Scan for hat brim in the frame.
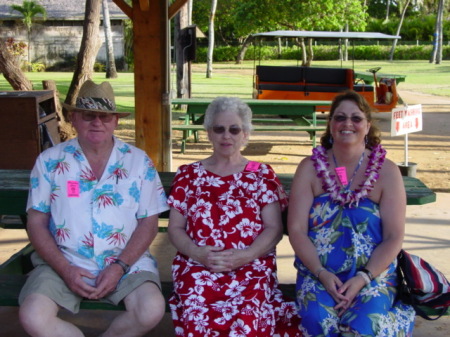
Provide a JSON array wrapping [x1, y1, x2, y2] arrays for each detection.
[[62, 102, 130, 118]]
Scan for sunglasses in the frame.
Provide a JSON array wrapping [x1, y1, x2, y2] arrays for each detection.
[[78, 111, 116, 122], [211, 125, 242, 135], [332, 115, 366, 123]]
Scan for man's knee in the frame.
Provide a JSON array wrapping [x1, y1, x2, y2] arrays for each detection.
[[125, 282, 165, 329], [19, 293, 58, 333]]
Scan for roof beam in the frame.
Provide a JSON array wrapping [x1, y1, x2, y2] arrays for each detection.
[[168, 0, 189, 19], [112, 0, 133, 18]]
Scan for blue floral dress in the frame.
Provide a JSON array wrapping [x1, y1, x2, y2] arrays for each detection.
[[294, 146, 416, 336]]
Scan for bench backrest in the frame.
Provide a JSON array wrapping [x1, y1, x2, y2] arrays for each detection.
[[256, 65, 354, 87], [304, 67, 352, 86], [256, 65, 303, 83]]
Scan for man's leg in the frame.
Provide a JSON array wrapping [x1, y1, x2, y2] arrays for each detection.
[[19, 293, 84, 337], [103, 282, 165, 337]]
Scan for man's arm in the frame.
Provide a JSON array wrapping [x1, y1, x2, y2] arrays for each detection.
[[27, 208, 99, 298], [92, 214, 159, 299]]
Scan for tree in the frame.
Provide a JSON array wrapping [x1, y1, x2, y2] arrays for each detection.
[[206, 0, 218, 78], [175, 3, 190, 98], [10, 0, 46, 71], [233, 0, 367, 65], [0, 38, 33, 90], [389, 0, 411, 61], [430, 0, 445, 64], [102, 0, 118, 78], [64, 0, 102, 112]]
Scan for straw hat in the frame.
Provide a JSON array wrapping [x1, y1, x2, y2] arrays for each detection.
[[62, 80, 130, 118]]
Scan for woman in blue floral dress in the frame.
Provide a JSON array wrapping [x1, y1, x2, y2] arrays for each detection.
[[287, 91, 415, 336]]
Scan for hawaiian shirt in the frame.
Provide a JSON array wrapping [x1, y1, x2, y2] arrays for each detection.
[[27, 137, 169, 276]]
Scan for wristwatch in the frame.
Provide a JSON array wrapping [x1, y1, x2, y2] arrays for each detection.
[[113, 259, 130, 274]]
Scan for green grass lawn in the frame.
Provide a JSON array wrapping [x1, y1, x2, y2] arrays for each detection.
[[1, 60, 449, 115]]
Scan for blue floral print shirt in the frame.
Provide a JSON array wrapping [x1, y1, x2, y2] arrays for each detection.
[[27, 137, 169, 276]]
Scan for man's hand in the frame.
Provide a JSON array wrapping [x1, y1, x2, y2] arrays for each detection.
[[88, 263, 124, 299], [60, 265, 98, 299]]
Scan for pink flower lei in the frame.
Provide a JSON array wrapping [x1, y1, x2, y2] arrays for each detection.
[[311, 144, 386, 207]]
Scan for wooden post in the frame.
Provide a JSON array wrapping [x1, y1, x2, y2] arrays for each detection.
[[132, 0, 171, 171]]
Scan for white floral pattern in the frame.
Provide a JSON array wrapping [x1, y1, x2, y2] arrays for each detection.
[[294, 147, 415, 336], [167, 161, 301, 337]]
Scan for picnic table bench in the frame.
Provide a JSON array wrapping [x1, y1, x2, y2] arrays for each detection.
[[0, 169, 439, 315], [171, 98, 330, 153]]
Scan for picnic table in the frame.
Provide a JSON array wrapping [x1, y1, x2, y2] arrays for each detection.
[[171, 98, 331, 152], [354, 71, 406, 85]]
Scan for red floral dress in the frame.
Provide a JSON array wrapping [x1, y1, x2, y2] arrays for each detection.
[[167, 161, 301, 337]]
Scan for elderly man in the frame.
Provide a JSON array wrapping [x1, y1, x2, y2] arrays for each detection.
[[18, 80, 169, 337]]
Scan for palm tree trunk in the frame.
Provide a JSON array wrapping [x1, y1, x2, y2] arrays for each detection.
[[206, 0, 217, 78], [102, 0, 117, 78], [65, 0, 102, 108], [389, 0, 410, 61]]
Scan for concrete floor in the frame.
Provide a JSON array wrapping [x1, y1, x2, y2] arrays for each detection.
[[1, 193, 450, 336]]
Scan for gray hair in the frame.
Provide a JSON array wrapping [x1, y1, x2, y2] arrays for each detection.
[[203, 97, 253, 132]]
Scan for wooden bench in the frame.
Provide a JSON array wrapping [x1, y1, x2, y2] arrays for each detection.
[[0, 169, 439, 315], [172, 123, 327, 153]]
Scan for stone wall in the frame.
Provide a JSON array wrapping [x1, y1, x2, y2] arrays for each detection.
[[2, 20, 125, 69]]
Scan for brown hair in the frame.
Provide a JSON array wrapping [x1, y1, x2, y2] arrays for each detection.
[[320, 90, 381, 149]]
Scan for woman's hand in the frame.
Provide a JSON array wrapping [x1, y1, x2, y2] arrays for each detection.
[[333, 274, 367, 316], [318, 270, 351, 315], [194, 246, 250, 273]]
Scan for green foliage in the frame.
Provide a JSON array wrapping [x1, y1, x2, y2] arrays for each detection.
[[29, 62, 45, 72], [5, 38, 27, 57], [94, 62, 106, 72], [10, 0, 47, 32], [193, 0, 368, 42], [195, 44, 450, 62], [366, 15, 448, 42], [123, 19, 134, 70]]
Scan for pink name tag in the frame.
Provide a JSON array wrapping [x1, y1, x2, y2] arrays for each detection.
[[67, 181, 80, 197], [334, 167, 348, 186], [245, 161, 260, 172]]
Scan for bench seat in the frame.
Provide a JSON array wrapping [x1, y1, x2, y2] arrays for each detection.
[[1, 243, 448, 318], [0, 243, 295, 313]]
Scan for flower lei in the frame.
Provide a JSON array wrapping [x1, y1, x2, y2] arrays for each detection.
[[311, 144, 386, 207]]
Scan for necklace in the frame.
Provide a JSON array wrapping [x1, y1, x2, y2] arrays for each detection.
[[332, 151, 365, 189], [311, 145, 386, 207]]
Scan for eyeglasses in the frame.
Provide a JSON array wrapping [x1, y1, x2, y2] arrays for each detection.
[[78, 111, 116, 123], [211, 125, 242, 135], [332, 115, 366, 123]]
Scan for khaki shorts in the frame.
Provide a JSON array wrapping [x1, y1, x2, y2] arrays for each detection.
[[19, 252, 161, 314]]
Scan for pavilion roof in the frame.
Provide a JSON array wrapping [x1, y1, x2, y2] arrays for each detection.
[[0, 0, 126, 20]]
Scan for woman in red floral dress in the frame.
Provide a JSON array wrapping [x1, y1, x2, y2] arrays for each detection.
[[167, 97, 301, 337]]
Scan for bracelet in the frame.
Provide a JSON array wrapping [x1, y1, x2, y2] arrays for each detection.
[[357, 271, 371, 285], [361, 268, 374, 281], [315, 267, 326, 278]]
